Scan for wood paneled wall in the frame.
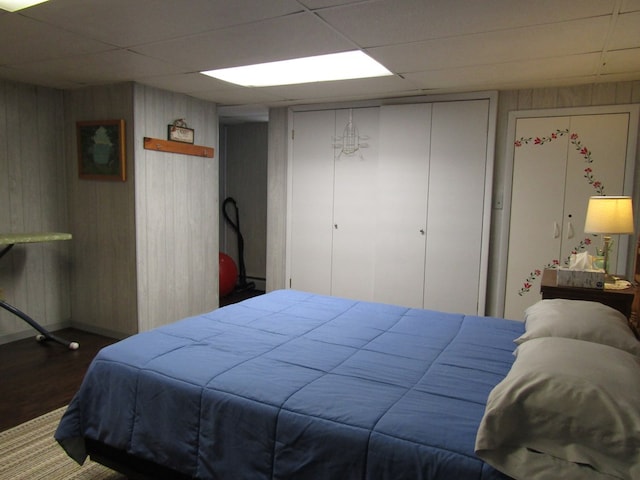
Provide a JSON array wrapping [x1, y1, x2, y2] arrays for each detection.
[[0, 81, 70, 344], [2, 80, 218, 343], [266, 107, 289, 292], [67, 84, 218, 336], [64, 83, 137, 337], [133, 84, 218, 332]]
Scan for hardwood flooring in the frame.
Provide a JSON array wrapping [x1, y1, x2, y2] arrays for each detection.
[[0, 289, 264, 432], [0, 328, 117, 432], [220, 287, 264, 306]]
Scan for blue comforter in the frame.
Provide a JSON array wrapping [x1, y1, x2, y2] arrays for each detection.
[[56, 290, 521, 479]]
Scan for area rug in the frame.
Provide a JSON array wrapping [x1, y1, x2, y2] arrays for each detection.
[[0, 406, 125, 480]]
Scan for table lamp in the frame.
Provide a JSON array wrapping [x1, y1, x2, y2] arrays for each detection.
[[584, 196, 635, 282]]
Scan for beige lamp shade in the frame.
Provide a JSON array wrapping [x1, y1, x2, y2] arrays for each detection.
[[584, 196, 635, 234]]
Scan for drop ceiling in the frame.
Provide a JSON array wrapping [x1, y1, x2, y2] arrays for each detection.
[[1, 0, 639, 122]]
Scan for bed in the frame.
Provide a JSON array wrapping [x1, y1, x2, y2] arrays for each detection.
[[55, 289, 640, 479]]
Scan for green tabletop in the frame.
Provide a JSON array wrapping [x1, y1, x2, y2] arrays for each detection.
[[0, 232, 72, 245]]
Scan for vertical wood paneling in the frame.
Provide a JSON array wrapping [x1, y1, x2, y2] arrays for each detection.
[[134, 84, 218, 332], [531, 88, 558, 108], [593, 83, 618, 104], [65, 83, 137, 337], [0, 81, 69, 343], [266, 108, 288, 292]]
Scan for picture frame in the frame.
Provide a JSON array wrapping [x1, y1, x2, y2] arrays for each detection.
[[167, 124, 194, 144], [77, 119, 126, 181]]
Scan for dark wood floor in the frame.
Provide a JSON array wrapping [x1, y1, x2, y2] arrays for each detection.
[[0, 327, 117, 432], [0, 289, 264, 432], [220, 287, 264, 306]]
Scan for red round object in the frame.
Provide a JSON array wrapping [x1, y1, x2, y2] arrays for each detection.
[[219, 252, 238, 297]]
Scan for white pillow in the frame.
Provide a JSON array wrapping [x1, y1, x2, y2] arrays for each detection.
[[515, 299, 640, 356], [476, 337, 640, 480]]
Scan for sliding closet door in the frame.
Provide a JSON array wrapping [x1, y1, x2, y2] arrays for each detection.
[[288, 98, 495, 313], [374, 103, 431, 307], [331, 107, 379, 301], [289, 109, 336, 294], [424, 100, 490, 314]]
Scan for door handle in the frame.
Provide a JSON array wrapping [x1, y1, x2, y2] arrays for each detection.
[[553, 222, 560, 239], [566, 221, 574, 239]]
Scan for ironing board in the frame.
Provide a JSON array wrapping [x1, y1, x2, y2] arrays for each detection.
[[0, 232, 78, 350]]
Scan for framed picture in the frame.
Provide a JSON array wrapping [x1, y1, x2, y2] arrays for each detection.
[[168, 124, 194, 144], [77, 119, 126, 181]]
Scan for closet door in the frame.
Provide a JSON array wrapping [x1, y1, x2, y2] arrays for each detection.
[[331, 107, 379, 300], [374, 103, 431, 307], [564, 114, 629, 265], [424, 100, 490, 314], [289, 109, 336, 294], [504, 116, 569, 320], [504, 112, 632, 320]]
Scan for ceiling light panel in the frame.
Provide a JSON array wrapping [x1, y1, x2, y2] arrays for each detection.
[[201, 51, 392, 87], [0, 0, 48, 12]]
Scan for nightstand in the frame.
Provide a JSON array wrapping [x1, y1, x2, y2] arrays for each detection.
[[540, 269, 635, 319]]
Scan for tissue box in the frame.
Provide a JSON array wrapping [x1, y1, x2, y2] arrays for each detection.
[[556, 268, 604, 289]]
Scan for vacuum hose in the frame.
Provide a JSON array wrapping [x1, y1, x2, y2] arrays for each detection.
[[222, 197, 255, 291]]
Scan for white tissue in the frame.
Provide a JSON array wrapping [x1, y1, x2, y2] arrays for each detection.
[[568, 251, 595, 270]]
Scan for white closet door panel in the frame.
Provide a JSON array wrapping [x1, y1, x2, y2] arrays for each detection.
[[563, 113, 629, 270], [504, 116, 569, 319], [290, 109, 336, 294], [331, 107, 379, 301], [374, 103, 431, 307], [424, 100, 489, 314]]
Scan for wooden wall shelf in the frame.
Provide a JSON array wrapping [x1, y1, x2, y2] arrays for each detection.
[[143, 137, 214, 158]]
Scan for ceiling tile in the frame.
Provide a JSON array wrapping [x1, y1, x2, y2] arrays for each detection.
[[22, 0, 305, 47], [602, 48, 640, 74], [132, 12, 352, 71], [608, 11, 640, 49], [184, 86, 289, 105], [402, 53, 602, 90], [317, 0, 616, 47], [298, 0, 363, 8], [621, 0, 640, 13], [369, 17, 610, 73], [11, 50, 182, 85], [0, 14, 111, 65], [0, 65, 81, 89], [136, 73, 225, 94], [261, 75, 424, 103]]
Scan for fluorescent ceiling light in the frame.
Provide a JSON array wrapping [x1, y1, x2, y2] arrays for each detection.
[[201, 51, 392, 87], [0, 0, 48, 11]]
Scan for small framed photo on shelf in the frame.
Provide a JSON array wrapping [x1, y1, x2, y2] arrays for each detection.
[[77, 119, 126, 181], [167, 124, 194, 144]]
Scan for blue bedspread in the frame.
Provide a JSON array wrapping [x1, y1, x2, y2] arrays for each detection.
[[56, 290, 521, 479]]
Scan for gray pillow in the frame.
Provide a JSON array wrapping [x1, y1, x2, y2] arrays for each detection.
[[515, 299, 640, 356], [476, 336, 640, 480]]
